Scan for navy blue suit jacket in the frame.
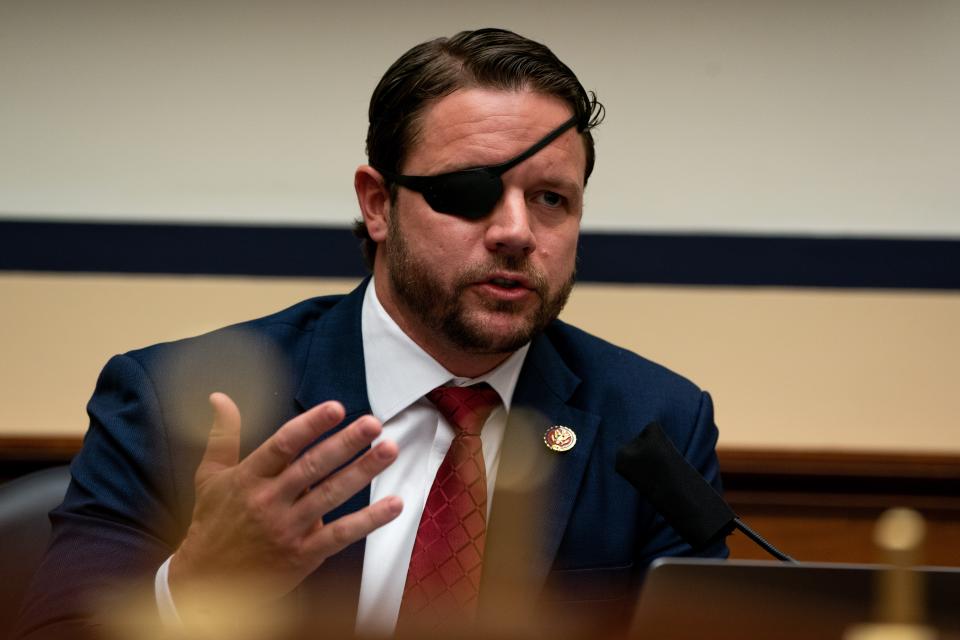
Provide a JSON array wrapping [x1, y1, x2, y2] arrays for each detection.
[[17, 280, 726, 637]]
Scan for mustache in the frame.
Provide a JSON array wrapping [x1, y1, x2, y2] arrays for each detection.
[[455, 255, 549, 295]]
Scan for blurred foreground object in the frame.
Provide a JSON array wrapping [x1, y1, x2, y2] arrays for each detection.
[[844, 508, 938, 640]]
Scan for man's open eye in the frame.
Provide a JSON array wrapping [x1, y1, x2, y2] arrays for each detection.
[[537, 191, 566, 208]]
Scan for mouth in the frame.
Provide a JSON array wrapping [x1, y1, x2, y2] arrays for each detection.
[[487, 276, 523, 290], [471, 272, 537, 303], [481, 273, 533, 290]]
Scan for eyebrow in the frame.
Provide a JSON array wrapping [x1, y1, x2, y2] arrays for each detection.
[[537, 176, 583, 195]]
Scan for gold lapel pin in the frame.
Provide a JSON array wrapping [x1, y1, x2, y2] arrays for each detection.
[[543, 425, 577, 452]]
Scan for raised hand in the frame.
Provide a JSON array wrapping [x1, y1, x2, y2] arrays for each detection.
[[168, 392, 401, 608]]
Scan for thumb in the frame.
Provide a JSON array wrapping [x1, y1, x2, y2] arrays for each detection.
[[196, 392, 242, 484]]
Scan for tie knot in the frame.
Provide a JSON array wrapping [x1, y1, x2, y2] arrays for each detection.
[[426, 383, 501, 437]]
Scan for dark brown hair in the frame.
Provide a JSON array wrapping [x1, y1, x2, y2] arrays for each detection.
[[354, 27, 604, 269]]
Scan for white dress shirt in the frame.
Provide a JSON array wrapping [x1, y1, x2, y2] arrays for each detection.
[[157, 279, 530, 636], [355, 279, 528, 635]]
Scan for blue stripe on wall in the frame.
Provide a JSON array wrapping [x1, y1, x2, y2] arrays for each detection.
[[577, 232, 960, 289], [1, 221, 367, 278], [2, 220, 958, 290]]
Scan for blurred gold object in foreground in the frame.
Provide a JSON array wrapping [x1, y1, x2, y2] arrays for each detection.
[[844, 508, 938, 640], [103, 579, 303, 640]]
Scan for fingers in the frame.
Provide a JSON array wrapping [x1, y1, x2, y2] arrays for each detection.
[[243, 401, 347, 478], [306, 495, 403, 560], [290, 437, 399, 524], [196, 392, 243, 484], [274, 414, 384, 501]]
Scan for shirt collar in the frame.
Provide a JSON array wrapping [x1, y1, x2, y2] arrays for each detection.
[[361, 277, 530, 423]]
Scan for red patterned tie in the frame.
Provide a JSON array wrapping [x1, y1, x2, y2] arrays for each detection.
[[398, 382, 502, 629]]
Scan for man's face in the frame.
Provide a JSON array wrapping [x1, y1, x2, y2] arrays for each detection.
[[375, 88, 586, 366]]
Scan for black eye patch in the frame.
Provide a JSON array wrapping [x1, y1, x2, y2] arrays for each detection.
[[378, 114, 579, 220]]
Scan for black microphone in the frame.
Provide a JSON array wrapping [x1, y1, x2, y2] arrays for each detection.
[[616, 421, 794, 562]]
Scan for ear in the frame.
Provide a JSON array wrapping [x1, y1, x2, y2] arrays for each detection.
[[354, 165, 390, 242]]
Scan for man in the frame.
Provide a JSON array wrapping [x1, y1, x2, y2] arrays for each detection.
[[17, 28, 726, 638]]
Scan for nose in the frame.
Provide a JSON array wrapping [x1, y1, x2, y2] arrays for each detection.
[[483, 188, 536, 257]]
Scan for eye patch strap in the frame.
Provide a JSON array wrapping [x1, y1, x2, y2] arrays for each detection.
[[475, 113, 579, 178], [380, 114, 579, 187]]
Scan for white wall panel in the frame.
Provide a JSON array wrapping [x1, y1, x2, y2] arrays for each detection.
[[1, 0, 958, 236]]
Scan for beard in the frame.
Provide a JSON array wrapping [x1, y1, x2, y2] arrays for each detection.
[[384, 213, 575, 355]]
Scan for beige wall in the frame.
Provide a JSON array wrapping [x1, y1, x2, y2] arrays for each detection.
[[3, 273, 958, 453]]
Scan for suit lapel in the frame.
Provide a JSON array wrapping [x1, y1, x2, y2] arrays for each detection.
[[486, 328, 602, 590], [294, 279, 372, 621], [296, 279, 371, 419]]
